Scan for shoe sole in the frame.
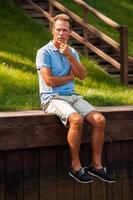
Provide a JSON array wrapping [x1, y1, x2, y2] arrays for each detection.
[[88, 171, 116, 183], [68, 172, 94, 184]]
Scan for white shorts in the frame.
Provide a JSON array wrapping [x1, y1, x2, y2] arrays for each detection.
[[42, 95, 96, 126]]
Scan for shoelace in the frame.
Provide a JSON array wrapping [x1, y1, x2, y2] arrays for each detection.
[[80, 168, 85, 175], [102, 167, 107, 173]]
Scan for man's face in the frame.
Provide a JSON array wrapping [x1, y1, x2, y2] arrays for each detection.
[[52, 20, 71, 45]]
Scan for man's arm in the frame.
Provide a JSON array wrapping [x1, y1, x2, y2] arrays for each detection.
[[40, 67, 74, 87], [59, 43, 87, 80], [67, 54, 87, 80]]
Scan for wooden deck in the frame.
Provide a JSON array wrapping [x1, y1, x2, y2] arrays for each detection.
[[0, 106, 133, 200]]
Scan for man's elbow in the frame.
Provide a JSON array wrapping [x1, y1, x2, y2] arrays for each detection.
[[79, 72, 87, 80], [45, 79, 54, 87]]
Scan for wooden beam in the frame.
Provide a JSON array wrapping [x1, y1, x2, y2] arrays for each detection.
[[27, 0, 52, 22], [73, 0, 120, 29], [71, 31, 120, 69], [49, 0, 120, 50], [0, 107, 133, 150], [119, 26, 128, 84]]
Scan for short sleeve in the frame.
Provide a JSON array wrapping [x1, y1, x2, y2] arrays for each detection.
[[71, 48, 80, 62], [36, 49, 51, 70]]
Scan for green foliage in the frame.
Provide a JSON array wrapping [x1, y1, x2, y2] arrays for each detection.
[[75, 58, 133, 106], [0, 0, 51, 110]]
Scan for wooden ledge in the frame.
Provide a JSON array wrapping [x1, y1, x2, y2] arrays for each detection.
[[0, 105, 133, 117], [0, 106, 133, 150]]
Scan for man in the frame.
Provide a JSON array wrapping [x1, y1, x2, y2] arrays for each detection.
[[36, 14, 115, 184]]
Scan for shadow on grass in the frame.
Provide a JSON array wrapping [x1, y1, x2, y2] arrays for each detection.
[[84, 94, 126, 106], [0, 55, 36, 74], [0, 69, 40, 111]]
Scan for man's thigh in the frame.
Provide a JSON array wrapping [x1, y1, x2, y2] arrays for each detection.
[[44, 99, 77, 126], [73, 96, 96, 117]]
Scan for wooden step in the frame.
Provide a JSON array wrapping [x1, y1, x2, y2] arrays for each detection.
[[102, 64, 133, 74], [113, 74, 133, 83], [90, 54, 120, 64], [35, 2, 49, 10], [25, 10, 44, 18], [22, 3, 48, 10], [70, 36, 100, 46]]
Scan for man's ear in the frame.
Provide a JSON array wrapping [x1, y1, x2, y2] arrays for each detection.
[[51, 28, 54, 35]]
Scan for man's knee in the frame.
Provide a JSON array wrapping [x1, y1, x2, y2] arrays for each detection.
[[94, 113, 105, 128], [69, 113, 84, 126], [86, 111, 105, 128]]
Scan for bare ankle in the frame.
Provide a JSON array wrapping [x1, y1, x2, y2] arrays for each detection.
[[90, 162, 103, 170], [71, 162, 82, 171]]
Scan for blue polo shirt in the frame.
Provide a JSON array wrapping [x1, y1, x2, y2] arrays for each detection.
[[36, 41, 80, 105]]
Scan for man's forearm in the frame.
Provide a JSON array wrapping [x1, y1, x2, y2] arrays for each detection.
[[42, 73, 74, 87], [59, 42, 87, 80], [67, 54, 87, 80]]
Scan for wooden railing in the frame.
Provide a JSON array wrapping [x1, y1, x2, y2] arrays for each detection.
[[72, 0, 128, 84], [18, 0, 128, 84]]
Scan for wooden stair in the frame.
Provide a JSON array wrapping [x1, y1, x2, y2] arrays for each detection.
[[17, 0, 133, 85]]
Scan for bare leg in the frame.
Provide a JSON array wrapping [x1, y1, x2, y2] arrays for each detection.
[[85, 111, 105, 169], [67, 113, 84, 171]]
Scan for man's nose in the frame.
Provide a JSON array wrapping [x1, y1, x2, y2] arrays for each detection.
[[59, 30, 63, 35]]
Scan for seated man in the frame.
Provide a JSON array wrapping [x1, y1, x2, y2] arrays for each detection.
[[36, 13, 115, 184]]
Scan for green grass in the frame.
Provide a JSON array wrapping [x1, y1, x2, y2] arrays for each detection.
[[77, 58, 133, 106], [59, 0, 133, 56], [0, 0, 133, 111], [0, 0, 51, 110]]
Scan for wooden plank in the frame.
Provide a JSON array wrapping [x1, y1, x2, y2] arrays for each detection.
[[90, 143, 106, 200], [73, 144, 91, 200], [0, 113, 59, 127], [0, 151, 4, 200], [80, 143, 91, 166], [0, 107, 133, 150], [72, 30, 121, 69], [56, 146, 75, 200], [105, 142, 122, 200], [91, 180, 106, 200], [120, 26, 128, 84], [0, 123, 68, 150], [102, 110, 133, 120], [23, 149, 39, 200], [74, 182, 81, 200], [0, 118, 133, 150], [0, 106, 132, 117], [79, 183, 91, 200], [40, 147, 57, 200], [105, 119, 133, 142], [74, 144, 94, 199], [103, 112, 133, 120], [121, 141, 133, 200], [5, 150, 23, 200], [27, 0, 52, 21], [0, 106, 133, 125]]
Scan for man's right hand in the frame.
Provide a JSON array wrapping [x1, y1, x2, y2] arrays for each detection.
[[69, 69, 75, 80]]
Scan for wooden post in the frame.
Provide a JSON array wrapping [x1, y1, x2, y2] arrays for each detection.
[[15, 0, 22, 4], [83, 7, 88, 55], [49, 1, 54, 30], [119, 26, 128, 84]]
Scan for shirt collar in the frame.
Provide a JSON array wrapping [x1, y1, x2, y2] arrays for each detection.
[[49, 41, 59, 51]]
